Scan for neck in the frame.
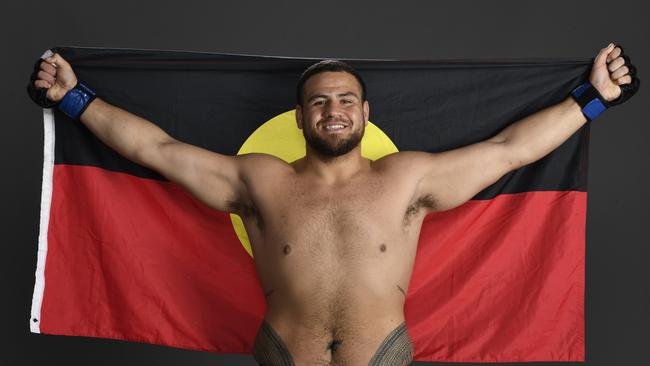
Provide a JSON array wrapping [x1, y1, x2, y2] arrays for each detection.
[[296, 145, 369, 183]]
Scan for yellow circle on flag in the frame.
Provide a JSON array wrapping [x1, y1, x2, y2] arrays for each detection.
[[231, 110, 398, 257]]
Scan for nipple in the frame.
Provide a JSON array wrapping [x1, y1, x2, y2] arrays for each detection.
[[283, 245, 292, 255]]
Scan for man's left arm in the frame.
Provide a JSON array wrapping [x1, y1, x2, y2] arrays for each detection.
[[415, 43, 639, 212]]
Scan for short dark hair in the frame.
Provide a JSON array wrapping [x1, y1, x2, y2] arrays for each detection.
[[296, 59, 367, 106]]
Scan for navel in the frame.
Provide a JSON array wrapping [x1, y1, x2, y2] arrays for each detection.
[[379, 243, 387, 252], [283, 245, 292, 255], [327, 339, 342, 352]]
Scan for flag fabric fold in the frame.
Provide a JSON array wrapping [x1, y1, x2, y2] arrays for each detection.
[[31, 47, 591, 362]]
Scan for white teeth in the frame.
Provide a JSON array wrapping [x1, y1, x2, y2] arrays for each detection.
[[325, 124, 345, 130]]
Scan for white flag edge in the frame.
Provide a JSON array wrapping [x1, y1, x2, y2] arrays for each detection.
[[30, 108, 55, 333]]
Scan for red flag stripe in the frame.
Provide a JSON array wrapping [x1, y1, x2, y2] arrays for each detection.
[[408, 190, 585, 362], [41, 164, 265, 352]]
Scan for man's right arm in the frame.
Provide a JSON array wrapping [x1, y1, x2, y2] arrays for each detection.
[[82, 98, 245, 213], [33, 53, 247, 213]]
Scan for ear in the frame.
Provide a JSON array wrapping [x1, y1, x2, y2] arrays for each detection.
[[363, 100, 370, 126], [295, 104, 303, 130]]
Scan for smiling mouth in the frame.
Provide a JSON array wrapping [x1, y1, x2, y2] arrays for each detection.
[[325, 124, 346, 131], [319, 120, 350, 133]]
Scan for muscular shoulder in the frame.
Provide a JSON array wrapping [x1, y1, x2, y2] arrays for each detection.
[[236, 152, 289, 167], [225, 153, 293, 215], [236, 153, 297, 197], [371, 151, 437, 199], [236, 153, 293, 180], [372, 151, 445, 214], [372, 151, 435, 178]]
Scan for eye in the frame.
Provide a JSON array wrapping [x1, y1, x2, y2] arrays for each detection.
[[341, 99, 353, 104], [313, 100, 324, 106]]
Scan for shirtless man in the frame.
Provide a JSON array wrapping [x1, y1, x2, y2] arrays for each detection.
[[29, 44, 638, 365]]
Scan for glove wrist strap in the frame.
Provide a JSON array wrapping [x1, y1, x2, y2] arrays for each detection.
[[58, 83, 96, 120], [570, 82, 607, 121]]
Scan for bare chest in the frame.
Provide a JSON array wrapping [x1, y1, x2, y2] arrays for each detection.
[[244, 172, 428, 267], [280, 180, 398, 243]]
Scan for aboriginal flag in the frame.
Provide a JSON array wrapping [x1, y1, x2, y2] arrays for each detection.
[[30, 47, 591, 363]]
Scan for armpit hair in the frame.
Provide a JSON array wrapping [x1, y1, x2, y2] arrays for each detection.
[[227, 198, 264, 230], [404, 194, 436, 225]]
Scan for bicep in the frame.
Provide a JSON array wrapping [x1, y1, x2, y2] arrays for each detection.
[[140, 138, 244, 212], [416, 140, 519, 212]]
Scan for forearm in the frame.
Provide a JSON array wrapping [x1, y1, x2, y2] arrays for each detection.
[[495, 97, 587, 166], [79, 98, 173, 166]]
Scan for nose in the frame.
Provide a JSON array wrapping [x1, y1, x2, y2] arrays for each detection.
[[323, 100, 343, 119]]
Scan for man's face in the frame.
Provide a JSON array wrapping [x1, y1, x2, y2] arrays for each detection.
[[296, 71, 369, 158]]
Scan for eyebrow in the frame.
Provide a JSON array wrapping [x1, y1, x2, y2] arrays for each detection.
[[307, 92, 359, 103]]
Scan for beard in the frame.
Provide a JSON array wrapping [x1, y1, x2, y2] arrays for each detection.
[[303, 120, 364, 158]]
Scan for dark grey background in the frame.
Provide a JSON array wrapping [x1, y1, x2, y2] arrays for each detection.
[[2, 0, 648, 365]]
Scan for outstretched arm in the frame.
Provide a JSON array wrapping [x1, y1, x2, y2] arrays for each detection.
[[413, 44, 638, 212], [32, 53, 249, 214]]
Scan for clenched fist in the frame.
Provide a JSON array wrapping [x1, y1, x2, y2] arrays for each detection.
[[27, 50, 78, 108], [590, 43, 639, 104]]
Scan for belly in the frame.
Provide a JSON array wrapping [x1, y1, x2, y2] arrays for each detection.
[[264, 260, 407, 324], [261, 275, 413, 366]]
